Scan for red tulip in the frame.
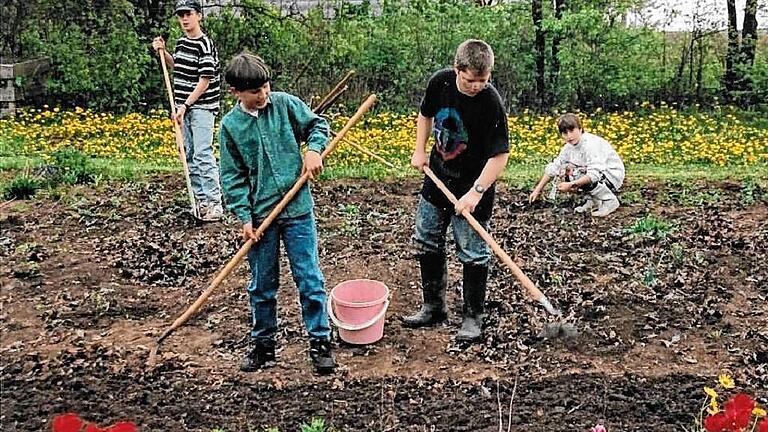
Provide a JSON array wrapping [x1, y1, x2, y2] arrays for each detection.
[[52, 414, 84, 432], [105, 423, 137, 432], [758, 419, 768, 432], [704, 412, 729, 432]]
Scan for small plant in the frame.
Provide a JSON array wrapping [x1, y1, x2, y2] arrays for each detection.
[[3, 173, 44, 200], [626, 214, 675, 240], [337, 203, 361, 237], [300, 418, 332, 432], [740, 181, 760, 206]]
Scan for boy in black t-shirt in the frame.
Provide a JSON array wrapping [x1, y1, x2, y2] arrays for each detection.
[[401, 39, 510, 342]]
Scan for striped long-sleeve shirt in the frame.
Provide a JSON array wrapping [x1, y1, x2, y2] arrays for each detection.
[[173, 34, 220, 113]]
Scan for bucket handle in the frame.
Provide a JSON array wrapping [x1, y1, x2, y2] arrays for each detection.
[[328, 300, 390, 331]]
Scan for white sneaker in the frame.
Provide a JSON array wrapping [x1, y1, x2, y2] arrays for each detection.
[[199, 202, 224, 222], [589, 183, 620, 217], [574, 197, 596, 213]]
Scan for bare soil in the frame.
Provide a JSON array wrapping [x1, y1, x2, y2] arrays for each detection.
[[1, 176, 766, 431]]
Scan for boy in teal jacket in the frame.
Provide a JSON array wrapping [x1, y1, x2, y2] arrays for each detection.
[[219, 53, 335, 374]]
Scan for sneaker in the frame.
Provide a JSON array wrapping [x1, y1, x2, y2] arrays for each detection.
[[240, 340, 276, 372], [308, 338, 336, 374], [574, 197, 596, 213], [591, 197, 620, 217], [199, 202, 224, 222]]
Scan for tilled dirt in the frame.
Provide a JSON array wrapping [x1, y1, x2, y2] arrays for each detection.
[[1, 175, 767, 431]]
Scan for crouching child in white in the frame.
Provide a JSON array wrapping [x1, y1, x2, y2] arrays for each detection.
[[528, 113, 625, 217]]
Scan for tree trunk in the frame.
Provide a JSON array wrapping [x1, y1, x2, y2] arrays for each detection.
[[724, 0, 740, 98], [548, 0, 566, 108], [532, 0, 545, 109], [740, 0, 758, 66]]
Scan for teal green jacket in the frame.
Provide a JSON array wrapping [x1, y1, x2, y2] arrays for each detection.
[[219, 92, 329, 223]]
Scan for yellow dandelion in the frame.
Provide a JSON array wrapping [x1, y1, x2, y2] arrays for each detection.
[[754, 407, 767, 418], [718, 374, 735, 389], [704, 387, 718, 399]]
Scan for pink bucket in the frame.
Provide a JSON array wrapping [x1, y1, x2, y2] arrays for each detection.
[[329, 279, 390, 345]]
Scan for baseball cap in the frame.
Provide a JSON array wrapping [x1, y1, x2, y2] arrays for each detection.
[[175, 0, 202, 13]]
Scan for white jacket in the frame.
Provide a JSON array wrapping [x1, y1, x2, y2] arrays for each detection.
[[544, 132, 625, 189]]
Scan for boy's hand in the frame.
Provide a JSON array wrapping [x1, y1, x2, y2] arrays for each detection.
[[455, 190, 481, 215], [302, 150, 323, 179], [173, 104, 186, 125], [152, 37, 166, 53], [411, 149, 428, 171], [556, 181, 576, 193], [242, 222, 262, 242], [528, 188, 542, 203]]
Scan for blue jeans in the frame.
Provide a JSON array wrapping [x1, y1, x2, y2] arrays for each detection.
[[181, 109, 222, 205], [245, 212, 331, 342], [413, 197, 491, 265]]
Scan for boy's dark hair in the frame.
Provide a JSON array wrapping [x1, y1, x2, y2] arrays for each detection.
[[557, 113, 583, 134], [454, 39, 494, 74], [224, 53, 271, 91]]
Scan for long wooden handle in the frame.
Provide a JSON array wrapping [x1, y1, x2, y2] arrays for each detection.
[[330, 131, 396, 169], [422, 166, 550, 304], [157, 95, 378, 342], [159, 47, 198, 218], [313, 70, 355, 112]]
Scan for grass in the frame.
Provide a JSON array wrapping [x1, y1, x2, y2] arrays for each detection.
[[1, 154, 767, 196]]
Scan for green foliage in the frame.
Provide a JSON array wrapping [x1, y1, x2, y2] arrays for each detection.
[[51, 147, 97, 185], [2, 172, 43, 199], [626, 214, 675, 240], [5, 0, 767, 113], [300, 418, 331, 432]]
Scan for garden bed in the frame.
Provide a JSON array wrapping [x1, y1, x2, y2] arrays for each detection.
[[1, 176, 766, 431]]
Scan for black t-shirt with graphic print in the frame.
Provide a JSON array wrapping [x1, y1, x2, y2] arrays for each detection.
[[419, 68, 510, 221]]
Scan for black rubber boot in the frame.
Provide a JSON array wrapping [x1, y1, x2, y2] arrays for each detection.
[[401, 253, 448, 328], [456, 263, 488, 342], [309, 338, 336, 374], [240, 339, 276, 372]]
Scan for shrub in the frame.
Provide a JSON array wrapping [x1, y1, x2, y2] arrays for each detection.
[[2, 173, 43, 200]]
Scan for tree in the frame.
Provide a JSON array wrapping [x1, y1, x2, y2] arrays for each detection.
[[724, 0, 759, 102]]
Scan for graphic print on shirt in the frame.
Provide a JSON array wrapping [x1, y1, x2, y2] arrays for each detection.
[[433, 107, 468, 161]]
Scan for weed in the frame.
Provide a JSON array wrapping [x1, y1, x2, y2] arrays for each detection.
[[3, 173, 44, 200], [338, 203, 361, 237], [671, 243, 685, 264], [740, 180, 760, 205], [642, 265, 657, 287], [626, 214, 675, 241], [300, 418, 332, 432]]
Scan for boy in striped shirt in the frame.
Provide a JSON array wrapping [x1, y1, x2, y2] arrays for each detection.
[[152, 0, 223, 221]]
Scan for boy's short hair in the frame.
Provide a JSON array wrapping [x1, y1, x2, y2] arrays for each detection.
[[224, 53, 271, 91], [557, 113, 583, 134], [454, 39, 494, 74]]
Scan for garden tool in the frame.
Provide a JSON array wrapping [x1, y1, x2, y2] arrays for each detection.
[[313, 70, 355, 113], [158, 47, 198, 219], [329, 131, 397, 169], [420, 166, 576, 339], [147, 94, 377, 367]]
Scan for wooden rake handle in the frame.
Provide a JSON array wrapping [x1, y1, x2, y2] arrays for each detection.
[[421, 166, 560, 315], [156, 95, 378, 343], [158, 47, 198, 218]]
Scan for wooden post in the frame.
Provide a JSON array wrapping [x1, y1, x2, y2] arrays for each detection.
[[0, 58, 50, 118]]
